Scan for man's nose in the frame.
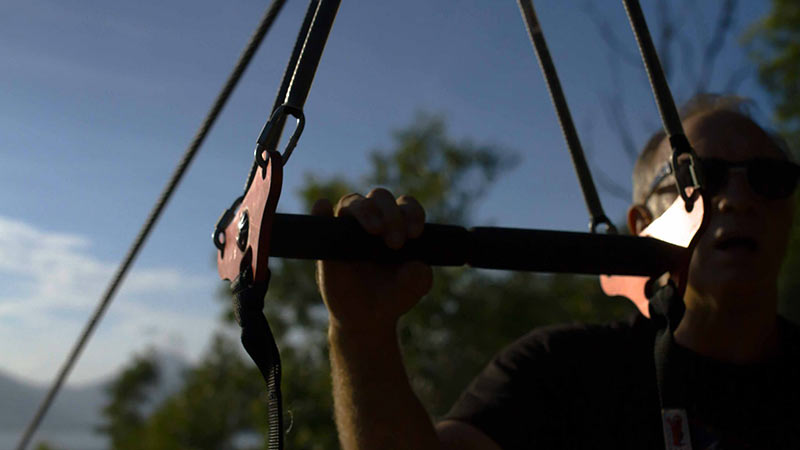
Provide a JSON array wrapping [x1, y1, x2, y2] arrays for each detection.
[[716, 168, 757, 214]]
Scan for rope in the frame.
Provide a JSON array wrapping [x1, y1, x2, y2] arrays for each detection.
[[516, 0, 616, 234], [14, 1, 287, 448]]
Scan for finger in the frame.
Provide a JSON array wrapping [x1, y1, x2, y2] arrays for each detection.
[[397, 195, 425, 239], [367, 188, 405, 249], [311, 198, 334, 217], [336, 193, 382, 234]]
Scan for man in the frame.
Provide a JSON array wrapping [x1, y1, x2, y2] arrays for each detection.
[[311, 95, 800, 449]]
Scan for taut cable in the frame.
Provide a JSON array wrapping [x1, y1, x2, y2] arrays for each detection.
[[14, 1, 287, 448]]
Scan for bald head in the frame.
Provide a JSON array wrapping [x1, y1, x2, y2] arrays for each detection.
[[631, 95, 788, 218]]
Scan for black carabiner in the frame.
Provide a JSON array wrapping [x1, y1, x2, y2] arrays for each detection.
[[668, 135, 703, 212], [255, 104, 306, 168]]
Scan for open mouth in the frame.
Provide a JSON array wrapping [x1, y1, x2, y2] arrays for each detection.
[[714, 236, 758, 253]]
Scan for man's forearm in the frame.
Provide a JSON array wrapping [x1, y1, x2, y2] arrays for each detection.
[[329, 323, 442, 450]]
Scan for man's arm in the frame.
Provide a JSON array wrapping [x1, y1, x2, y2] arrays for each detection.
[[314, 190, 501, 450], [329, 324, 501, 450]]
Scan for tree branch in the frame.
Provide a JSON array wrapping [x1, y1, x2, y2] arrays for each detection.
[[696, 0, 739, 94], [580, 0, 641, 68]]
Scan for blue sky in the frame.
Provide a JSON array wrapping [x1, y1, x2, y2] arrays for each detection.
[[0, 0, 773, 385]]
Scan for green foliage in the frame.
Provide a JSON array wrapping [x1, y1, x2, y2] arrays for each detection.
[[746, 0, 800, 150], [366, 113, 517, 224], [140, 336, 267, 450], [33, 442, 61, 450], [747, 0, 800, 322], [98, 351, 159, 450], [100, 114, 634, 449]]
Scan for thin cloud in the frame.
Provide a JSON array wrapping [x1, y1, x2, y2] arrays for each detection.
[[0, 216, 222, 385]]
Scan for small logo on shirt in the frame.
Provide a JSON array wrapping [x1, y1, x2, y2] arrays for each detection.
[[662, 408, 693, 450]]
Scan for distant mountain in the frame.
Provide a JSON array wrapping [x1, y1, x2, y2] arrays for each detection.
[[0, 369, 107, 431], [0, 351, 189, 449]]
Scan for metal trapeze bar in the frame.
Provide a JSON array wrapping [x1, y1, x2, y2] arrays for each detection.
[[268, 213, 684, 276]]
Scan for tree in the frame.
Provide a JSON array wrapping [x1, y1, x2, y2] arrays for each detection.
[[98, 352, 159, 450], [33, 442, 62, 450], [746, 0, 800, 322], [99, 114, 635, 449], [747, 0, 800, 149]]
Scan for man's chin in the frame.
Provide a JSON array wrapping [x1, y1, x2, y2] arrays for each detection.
[[687, 257, 772, 306]]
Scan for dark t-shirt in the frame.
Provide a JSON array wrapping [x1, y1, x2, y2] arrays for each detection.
[[445, 313, 800, 449]]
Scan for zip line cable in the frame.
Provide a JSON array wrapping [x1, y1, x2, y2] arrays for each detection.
[[14, 1, 288, 448]]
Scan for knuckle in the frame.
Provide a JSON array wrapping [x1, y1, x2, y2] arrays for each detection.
[[367, 187, 396, 202], [338, 194, 384, 232], [398, 195, 425, 220], [397, 194, 417, 204], [336, 192, 365, 215]]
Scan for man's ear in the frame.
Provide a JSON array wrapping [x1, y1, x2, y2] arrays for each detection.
[[627, 204, 653, 236]]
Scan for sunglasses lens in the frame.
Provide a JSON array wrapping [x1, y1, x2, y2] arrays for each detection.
[[749, 159, 799, 199], [701, 159, 728, 194]]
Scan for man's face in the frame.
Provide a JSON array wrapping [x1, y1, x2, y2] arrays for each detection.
[[652, 111, 796, 308]]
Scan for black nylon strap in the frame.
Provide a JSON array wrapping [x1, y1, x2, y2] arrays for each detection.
[[245, 0, 319, 194], [621, 0, 703, 212], [621, 0, 683, 138], [649, 283, 693, 448], [232, 267, 284, 450], [517, 0, 616, 234]]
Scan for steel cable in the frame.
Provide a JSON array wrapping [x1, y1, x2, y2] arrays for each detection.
[[15, 1, 287, 448]]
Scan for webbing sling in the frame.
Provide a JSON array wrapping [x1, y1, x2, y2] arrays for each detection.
[[621, 0, 706, 448], [517, 0, 616, 234], [649, 283, 694, 449], [232, 268, 283, 450]]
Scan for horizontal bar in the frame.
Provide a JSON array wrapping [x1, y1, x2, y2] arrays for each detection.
[[269, 213, 685, 276]]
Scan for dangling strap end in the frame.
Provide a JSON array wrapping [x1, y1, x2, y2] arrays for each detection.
[[231, 267, 284, 450]]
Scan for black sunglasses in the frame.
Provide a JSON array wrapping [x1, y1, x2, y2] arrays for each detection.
[[644, 157, 800, 205]]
